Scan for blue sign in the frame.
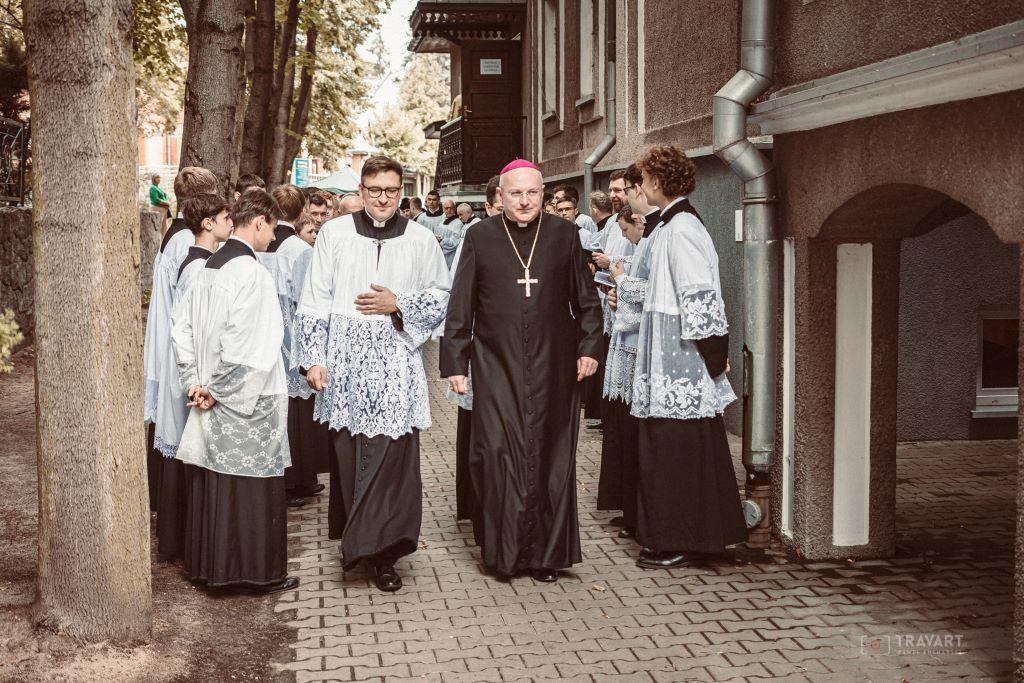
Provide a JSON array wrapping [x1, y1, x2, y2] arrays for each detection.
[[292, 158, 311, 187]]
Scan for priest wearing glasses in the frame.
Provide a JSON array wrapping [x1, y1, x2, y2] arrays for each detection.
[[440, 159, 603, 582], [293, 155, 450, 592]]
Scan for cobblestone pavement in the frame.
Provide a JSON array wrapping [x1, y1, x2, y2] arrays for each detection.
[[273, 343, 1014, 682]]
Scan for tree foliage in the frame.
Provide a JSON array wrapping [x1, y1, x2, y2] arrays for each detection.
[[0, 0, 27, 123], [134, 0, 186, 134], [369, 51, 449, 175]]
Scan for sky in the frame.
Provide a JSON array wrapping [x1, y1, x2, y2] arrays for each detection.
[[357, 0, 418, 129]]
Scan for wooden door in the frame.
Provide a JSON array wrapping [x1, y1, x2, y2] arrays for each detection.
[[459, 41, 523, 184]]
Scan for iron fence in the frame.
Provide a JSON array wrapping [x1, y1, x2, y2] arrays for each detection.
[[0, 116, 27, 205]]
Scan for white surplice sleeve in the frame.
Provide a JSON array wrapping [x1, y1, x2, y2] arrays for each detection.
[[171, 284, 200, 394], [207, 270, 285, 416], [666, 226, 729, 340], [394, 237, 451, 350], [292, 224, 337, 371]]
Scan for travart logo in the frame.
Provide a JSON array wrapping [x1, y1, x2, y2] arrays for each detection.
[[861, 633, 966, 656]]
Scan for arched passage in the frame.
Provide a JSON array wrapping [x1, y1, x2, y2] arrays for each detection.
[[780, 182, 1018, 560]]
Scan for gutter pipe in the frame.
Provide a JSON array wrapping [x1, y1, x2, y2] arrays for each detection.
[[712, 0, 779, 544], [583, 2, 616, 203]]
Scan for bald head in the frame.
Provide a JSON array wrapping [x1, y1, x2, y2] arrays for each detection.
[[497, 167, 545, 224], [338, 194, 363, 216]]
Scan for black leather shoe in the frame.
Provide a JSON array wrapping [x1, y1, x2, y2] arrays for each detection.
[[291, 483, 326, 497], [531, 568, 558, 583], [608, 515, 625, 527], [637, 551, 691, 569], [586, 422, 604, 430], [638, 547, 656, 561], [286, 496, 306, 508], [373, 564, 403, 592], [618, 527, 636, 539], [256, 576, 300, 594]]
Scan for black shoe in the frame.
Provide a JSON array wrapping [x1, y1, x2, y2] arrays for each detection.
[[618, 527, 635, 539], [586, 422, 604, 430], [608, 515, 625, 527], [286, 496, 306, 508], [291, 483, 325, 497], [531, 568, 558, 583], [637, 551, 691, 569], [373, 564, 403, 592], [253, 576, 300, 594]]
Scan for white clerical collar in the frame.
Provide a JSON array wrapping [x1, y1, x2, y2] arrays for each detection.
[[278, 220, 294, 229], [228, 235, 256, 254], [661, 196, 688, 213], [176, 212, 184, 219], [363, 209, 395, 228]]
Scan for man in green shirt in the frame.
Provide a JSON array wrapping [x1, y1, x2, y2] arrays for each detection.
[[149, 174, 171, 231]]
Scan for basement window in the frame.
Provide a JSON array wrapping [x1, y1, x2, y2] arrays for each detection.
[[973, 310, 1019, 418]]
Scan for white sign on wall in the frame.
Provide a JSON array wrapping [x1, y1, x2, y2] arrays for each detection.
[[480, 58, 503, 75]]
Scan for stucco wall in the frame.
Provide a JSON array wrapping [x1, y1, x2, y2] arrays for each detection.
[[774, 1, 1023, 89], [897, 213, 1019, 441], [0, 208, 161, 346]]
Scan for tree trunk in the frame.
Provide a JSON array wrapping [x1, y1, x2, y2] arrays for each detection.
[[24, 0, 152, 642], [283, 27, 317, 173], [266, 40, 295, 187], [261, 0, 298, 181], [179, 0, 247, 195], [238, 0, 273, 176]]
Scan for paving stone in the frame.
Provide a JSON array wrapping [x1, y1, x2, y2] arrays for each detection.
[[267, 343, 1013, 683]]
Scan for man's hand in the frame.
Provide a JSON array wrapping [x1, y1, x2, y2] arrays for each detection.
[[592, 252, 611, 270], [448, 375, 469, 395], [307, 365, 328, 391], [187, 385, 217, 410], [355, 284, 398, 315], [576, 356, 598, 382], [607, 287, 618, 310], [609, 260, 625, 279]]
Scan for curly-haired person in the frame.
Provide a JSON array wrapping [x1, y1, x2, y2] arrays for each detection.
[[629, 145, 748, 568]]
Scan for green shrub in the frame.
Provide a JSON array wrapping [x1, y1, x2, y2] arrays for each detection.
[[0, 309, 24, 373]]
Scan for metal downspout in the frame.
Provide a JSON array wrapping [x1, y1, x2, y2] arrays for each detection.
[[583, 3, 617, 202], [712, 0, 778, 545]]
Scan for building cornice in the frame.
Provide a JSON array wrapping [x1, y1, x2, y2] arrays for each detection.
[[750, 20, 1024, 135]]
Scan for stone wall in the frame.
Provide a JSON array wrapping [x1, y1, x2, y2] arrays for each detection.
[[0, 208, 162, 344]]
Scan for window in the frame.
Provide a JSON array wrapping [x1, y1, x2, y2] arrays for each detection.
[[542, 0, 558, 117], [974, 309, 1019, 417], [579, 0, 595, 99]]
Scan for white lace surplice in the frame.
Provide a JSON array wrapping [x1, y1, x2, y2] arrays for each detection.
[[142, 228, 193, 422], [630, 211, 737, 420], [153, 256, 206, 457], [258, 232, 314, 399], [172, 246, 291, 477], [292, 216, 451, 438], [603, 226, 660, 404]]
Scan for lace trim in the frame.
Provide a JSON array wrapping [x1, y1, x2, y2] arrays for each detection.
[[312, 314, 433, 438], [631, 371, 736, 420], [153, 435, 179, 458], [292, 314, 329, 370], [395, 290, 448, 349], [603, 346, 636, 403], [680, 288, 728, 340], [178, 394, 291, 477]]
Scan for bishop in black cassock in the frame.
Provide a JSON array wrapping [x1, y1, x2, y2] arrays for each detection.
[[440, 160, 603, 582]]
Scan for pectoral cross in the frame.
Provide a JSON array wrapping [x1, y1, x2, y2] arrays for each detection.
[[517, 267, 539, 298]]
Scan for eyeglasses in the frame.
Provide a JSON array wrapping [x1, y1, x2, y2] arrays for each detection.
[[506, 189, 543, 201], [622, 184, 637, 193], [363, 186, 402, 198]]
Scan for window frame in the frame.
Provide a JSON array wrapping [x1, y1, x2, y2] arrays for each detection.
[[973, 307, 1019, 418]]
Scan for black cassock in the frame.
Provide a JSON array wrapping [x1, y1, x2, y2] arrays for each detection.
[[440, 212, 603, 575]]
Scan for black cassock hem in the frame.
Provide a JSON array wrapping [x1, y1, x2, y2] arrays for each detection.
[[328, 428, 422, 571], [636, 415, 748, 553], [183, 468, 288, 587]]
